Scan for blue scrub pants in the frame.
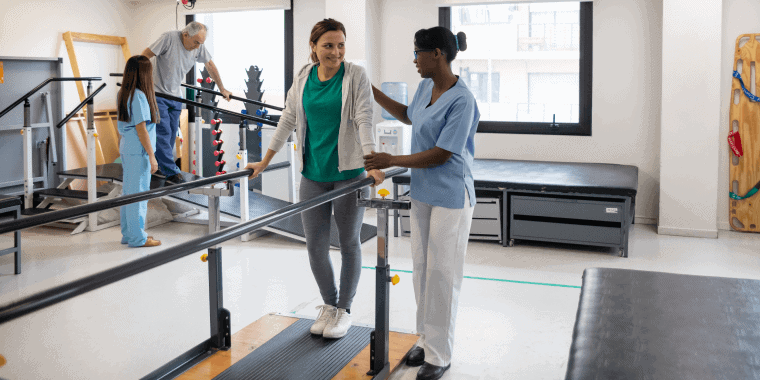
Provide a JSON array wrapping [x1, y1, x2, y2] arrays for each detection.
[[155, 97, 182, 176], [120, 153, 151, 247]]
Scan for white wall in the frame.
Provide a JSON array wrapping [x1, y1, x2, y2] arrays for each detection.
[[718, 0, 760, 231], [659, 0, 723, 237], [0, 0, 133, 111], [379, 0, 663, 225]]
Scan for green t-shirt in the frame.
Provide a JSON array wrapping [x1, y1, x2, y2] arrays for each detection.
[[301, 62, 365, 182]]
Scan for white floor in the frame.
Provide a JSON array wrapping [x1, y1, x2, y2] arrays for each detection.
[[1, 211, 759, 380]]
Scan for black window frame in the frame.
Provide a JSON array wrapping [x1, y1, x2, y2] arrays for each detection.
[[441, 1, 593, 136]]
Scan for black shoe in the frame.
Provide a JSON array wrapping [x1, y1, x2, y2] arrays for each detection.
[[416, 362, 451, 380], [166, 173, 186, 184], [407, 346, 425, 367]]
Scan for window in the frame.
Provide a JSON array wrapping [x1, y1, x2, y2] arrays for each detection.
[[195, 10, 290, 117], [443, 1, 592, 136]]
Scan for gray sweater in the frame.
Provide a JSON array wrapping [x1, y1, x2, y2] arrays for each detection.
[[268, 61, 376, 173]]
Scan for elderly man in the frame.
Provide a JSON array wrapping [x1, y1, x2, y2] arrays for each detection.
[[141, 21, 231, 183]]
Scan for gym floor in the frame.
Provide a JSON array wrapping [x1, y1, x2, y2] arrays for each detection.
[[1, 210, 759, 380]]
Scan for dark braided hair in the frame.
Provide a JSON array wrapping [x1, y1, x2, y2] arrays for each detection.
[[414, 26, 468, 63]]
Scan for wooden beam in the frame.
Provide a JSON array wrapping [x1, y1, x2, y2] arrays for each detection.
[[70, 32, 126, 46], [62, 32, 86, 102]]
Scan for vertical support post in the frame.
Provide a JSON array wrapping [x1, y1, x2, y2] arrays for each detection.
[[393, 183, 399, 238], [238, 126, 251, 241], [14, 205, 21, 275], [22, 99, 33, 210], [191, 92, 203, 177], [207, 194, 230, 350], [86, 82, 98, 231], [369, 205, 391, 377], [208, 194, 220, 237], [42, 92, 58, 165]]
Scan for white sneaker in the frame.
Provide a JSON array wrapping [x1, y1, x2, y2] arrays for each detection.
[[310, 305, 337, 335], [323, 308, 351, 339]]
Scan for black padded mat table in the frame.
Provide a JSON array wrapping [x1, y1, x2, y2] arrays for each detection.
[[212, 318, 372, 380], [565, 268, 760, 380], [392, 158, 639, 196], [57, 164, 377, 248]]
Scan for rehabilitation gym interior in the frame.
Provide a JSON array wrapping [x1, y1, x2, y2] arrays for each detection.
[[1, 0, 759, 379]]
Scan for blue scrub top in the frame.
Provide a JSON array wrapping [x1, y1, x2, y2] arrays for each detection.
[[406, 77, 480, 209], [117, 89, 156, 155]]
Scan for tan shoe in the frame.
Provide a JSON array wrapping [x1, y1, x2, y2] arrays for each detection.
[[141, 237, 161, 247]]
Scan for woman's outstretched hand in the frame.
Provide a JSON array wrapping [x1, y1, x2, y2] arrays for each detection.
[[364, 151, 393, 171]]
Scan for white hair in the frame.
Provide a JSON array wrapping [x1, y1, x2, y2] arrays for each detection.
[[182, 21, 207, 37]]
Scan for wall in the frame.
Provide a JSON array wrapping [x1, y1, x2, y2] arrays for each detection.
[[659, 0, 723, 237], [380, 0, 662, 225], [718, 0, 760, 231], [0, 0, 134, 111]]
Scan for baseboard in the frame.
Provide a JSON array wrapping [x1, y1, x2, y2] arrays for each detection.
[[657, 225, 718, 238], [717, 221, 732, 231], [634, 217, 656, 225]]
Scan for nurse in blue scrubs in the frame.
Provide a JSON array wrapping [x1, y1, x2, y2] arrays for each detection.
[[364, 27, 479, 380]]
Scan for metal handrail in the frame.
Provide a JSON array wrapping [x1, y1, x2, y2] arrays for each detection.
[[109, 73, 284, 112], [0, 161, 290, 235], [113, 80, 279, 126], [181, 83, 285, 112], [56, 83, 108, 128], [0, 77, 102, 120], [0, 167, 406, 324]]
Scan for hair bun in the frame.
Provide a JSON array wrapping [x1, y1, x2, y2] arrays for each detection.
[[456, 32, 467, 52]]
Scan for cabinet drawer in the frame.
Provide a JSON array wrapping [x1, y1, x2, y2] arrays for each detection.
[[471, 219, 501, 236], [511, 195, 623, 223], [511, 220, 621, 245], [473, 197, 500, 219]]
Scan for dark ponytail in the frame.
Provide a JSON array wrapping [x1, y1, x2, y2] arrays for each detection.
[[414, 27, 467, 63]]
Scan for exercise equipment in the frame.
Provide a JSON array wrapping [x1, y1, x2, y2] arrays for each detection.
[[565, 268, 760, 379], [729, 34, 760, 231], [392, 159, 638, 256], [0, 168, 414, 379], [0, 76, 109, 233]]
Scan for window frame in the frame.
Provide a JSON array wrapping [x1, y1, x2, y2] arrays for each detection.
[[441, 1, 593, 136]]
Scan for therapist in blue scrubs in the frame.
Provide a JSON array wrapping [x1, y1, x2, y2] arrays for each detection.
[[364, 27, 479, 380], [117, 55, 162, 248]]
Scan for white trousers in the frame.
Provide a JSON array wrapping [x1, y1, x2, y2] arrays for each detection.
[[410, 191, 474, 367]]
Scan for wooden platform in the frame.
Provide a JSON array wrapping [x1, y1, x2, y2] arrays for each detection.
[[176, 314, 418, 380]]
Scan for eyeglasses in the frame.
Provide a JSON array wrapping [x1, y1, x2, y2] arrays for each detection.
[[413, 49, 435, 59]]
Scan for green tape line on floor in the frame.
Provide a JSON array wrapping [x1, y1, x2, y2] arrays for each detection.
[[361, 266, 581, 289]]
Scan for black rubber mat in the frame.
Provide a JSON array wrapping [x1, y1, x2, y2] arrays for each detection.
[[213, 318, 372, 380], [171, 190, 377, 248]]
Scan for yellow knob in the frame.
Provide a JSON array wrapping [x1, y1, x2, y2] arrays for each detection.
[[201, 119, 206, 124], [378, 189, 390, 199], [236, 154, 242, 160], [93, 133, 99, 138], [391, 274, 400, 285], [0, 354, 6, 367], [200, 254, 208, 262], [293, 144, 297, 150], [20, 129, 23, 135]]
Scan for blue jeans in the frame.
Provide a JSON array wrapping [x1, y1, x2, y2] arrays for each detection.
[[120, 153, 151, 247], [155, 97, 182, 176]]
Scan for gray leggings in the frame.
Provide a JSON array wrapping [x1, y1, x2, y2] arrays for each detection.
[[300, 175, 368, 310]]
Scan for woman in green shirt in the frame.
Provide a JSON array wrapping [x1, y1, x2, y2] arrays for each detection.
[[246, 19, 384, 339]]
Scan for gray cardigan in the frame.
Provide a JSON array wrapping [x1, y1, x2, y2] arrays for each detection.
[[268, 61, 376, 173]]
